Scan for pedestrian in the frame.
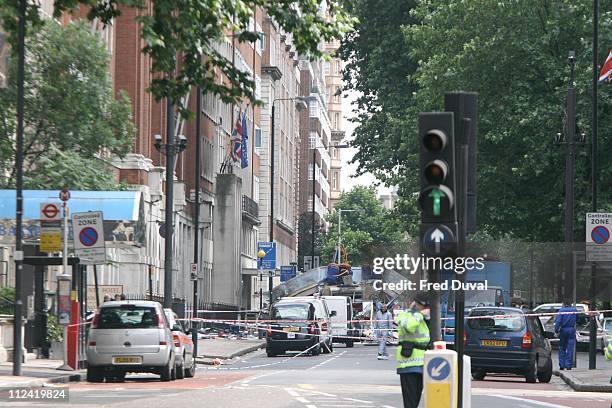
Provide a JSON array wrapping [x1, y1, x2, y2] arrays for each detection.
[[395, 293, 430, 408], [120, 294, 126, 300], [555, 298, 577, 371], [114, 294, 121, 301], [103, 294, 111, 303], [375, 303, 393, 360], [605, 339, 612, 384]]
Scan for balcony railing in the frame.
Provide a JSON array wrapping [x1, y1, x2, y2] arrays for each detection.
[[242, 195, 260, 225]]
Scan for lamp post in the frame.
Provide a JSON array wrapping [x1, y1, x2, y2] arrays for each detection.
[[257, 249, 265, 310], [154, 132, 187, 309], [269, 96, 306, 305], [310, 143, 350, 268]]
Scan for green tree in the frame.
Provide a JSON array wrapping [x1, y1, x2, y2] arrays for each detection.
[[0, 21, 134, 189], [322, 186, 407, 265], [1, 1, 354, 118], [339, 0, 612, 242]]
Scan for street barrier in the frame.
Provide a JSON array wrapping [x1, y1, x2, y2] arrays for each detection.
[[424, 343, 458, 408]]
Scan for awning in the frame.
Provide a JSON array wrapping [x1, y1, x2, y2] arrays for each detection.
[[0, 190, 141, 221]]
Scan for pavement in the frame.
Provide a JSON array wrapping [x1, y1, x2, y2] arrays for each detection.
[[0, 359, 85, 390], [196, 337, 266, 364], [552, 351, 612, 392]]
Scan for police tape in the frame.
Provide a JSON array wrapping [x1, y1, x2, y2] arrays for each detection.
[[177, 308, 611, 325]]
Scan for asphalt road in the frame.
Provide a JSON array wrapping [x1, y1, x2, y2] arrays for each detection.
[[3, 344, 611, 407]]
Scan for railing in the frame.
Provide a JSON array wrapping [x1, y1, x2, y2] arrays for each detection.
[[242, 195, 260, 223]]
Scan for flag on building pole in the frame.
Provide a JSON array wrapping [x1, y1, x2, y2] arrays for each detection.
[[241, 110, 249, 169], [599, 50, 612, 83], [230, 111, 243, 163]]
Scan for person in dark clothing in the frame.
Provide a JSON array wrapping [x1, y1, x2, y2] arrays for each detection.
[[555, 299, 577, 370]]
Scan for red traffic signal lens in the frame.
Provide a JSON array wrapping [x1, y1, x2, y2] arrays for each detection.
[[424, 160, 448, 184], [423, 129, 447, 152]]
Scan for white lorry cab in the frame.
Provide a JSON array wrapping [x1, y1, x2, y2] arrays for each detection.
[[321, 296, 356, 347]]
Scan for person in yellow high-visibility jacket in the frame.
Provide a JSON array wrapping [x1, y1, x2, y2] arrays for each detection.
[[395, 293, 431, 408]]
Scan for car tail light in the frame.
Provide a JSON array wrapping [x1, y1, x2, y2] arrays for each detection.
[[155, 313, 165, 329], [91, 313, 100, 329], [463, 332, 467, 346], [159, 341, 168, 346], [522, 331, 533, 349], [173, 334, 180, 347], [88, 341, 96, 346]]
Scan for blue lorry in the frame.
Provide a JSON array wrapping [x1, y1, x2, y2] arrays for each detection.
[[440, 261, 512, 346]]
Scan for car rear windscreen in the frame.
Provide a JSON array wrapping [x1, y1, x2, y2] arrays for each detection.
[[98, 306, 159, 329], [468, 309, 525, 331], [272, 304, 310, 320]]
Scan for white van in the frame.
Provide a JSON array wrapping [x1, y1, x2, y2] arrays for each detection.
[[322, 296, 356, 347]]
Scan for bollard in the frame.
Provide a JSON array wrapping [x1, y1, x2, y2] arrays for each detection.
[[424, 343, 458, 408]]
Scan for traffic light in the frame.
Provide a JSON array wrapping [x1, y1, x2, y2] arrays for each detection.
[[418, 112, 458, 256]]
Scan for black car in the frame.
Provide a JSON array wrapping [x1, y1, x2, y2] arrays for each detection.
[[465, 307, 553, 383]]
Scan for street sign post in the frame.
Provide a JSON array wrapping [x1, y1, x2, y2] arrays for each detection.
[[39, 203, 62, 252], [190, 263, 198, 281], [72, 211, 106, 265], [280, 265, 297, 282], [421, 225, 456, 256], [586, 213, 612, 261]]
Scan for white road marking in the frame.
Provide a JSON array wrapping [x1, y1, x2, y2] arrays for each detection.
[[308, 351, 347, 370], [343, 397, 372, 403], [297, 397, 311, 403], [285, 388, 300, 397], [306, 405, 317, 408], [490, 394, 572, 408]]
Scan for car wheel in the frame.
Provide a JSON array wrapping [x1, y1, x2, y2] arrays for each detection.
[[176, 362, 185, 379], [86, 367, 104, 383], [171, 365, 176, 381], [160, 363, 172, 381], [346, 339, 354, 348], [537, 356, 553, 383], [266, 347, 277, 357], [472, 370, 486, 381], [185, 358, 196, 378], [322, 340, 331, 354], [525, 357, 538, 383], [311, 343, 321, 356]]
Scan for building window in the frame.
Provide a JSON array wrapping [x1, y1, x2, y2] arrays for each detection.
[[255, 75, 261, 100], [333, 112, 340, 130], [253, 175, 260, 203], [255, 126, 262, 150], [332, 171, 338, 190], [256, 24, 265, 55], [324, 61, 331, 75], [309, 132, 317, 149]]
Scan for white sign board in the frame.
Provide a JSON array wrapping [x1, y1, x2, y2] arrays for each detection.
[[586, 213, 612, 262], [72, 211, 106, 265]]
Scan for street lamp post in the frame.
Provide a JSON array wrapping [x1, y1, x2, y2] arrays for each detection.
[[269, 96, 306, 304], [154, 132, 187, 309], [257, 250, 265, 311], [310, 144, 350, 268]]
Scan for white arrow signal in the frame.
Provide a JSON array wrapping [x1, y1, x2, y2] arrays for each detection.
[[430, 228, 445, 254], [431, 360, 448, 378]]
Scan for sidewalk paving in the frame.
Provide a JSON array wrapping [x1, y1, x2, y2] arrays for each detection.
[[554, 367, 612, 393], [0, 360, 85, 390], [196, 337, 265, 365]]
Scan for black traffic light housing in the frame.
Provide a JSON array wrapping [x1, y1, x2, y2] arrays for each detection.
[[418, 112, 458, 256]]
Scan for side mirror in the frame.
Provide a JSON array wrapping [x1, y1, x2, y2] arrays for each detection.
[[330, 311, 337, 317], [543, 331, 555, 340], [172, 324, 182, 332]]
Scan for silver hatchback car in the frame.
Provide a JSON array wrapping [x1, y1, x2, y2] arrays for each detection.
[[86, 301, 176, 382]]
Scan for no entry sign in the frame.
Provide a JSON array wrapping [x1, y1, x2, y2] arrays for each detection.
[[586, 213, 612, 262], [72, 211, 106, 265]]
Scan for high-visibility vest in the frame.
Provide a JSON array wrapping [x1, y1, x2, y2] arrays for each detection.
[[605, 342, 612, 361], [395, 310, 430, 369]]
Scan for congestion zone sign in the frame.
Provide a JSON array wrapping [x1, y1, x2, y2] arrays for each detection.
[[586, 213, 612, 262], [79, 227, 98, 247]]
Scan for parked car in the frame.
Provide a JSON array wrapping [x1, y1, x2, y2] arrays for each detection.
[[541, 310, 607, 352], [321, 296, 356, 347], [86, 301, 176, 382], [533, 303, 588, 327], [164, 308, 196, 379], [465, 307, 553, 383], [266, 297, 333, 357]]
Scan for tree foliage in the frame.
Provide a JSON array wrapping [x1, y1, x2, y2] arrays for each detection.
[[322, 186, 407, 265], [1, 0, 355, 118], [339, 0, 612, 242], [0, 21, 134, 189]]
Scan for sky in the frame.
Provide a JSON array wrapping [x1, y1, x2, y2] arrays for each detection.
[[340, 90, 394, 195]]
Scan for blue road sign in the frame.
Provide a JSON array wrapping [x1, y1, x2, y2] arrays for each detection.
[[280, 265, 297, 282], [422, 224, 456, 256], [591, 225, 610, 244], [257, 242, 276, 270], [427, 357, 451, 381]]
